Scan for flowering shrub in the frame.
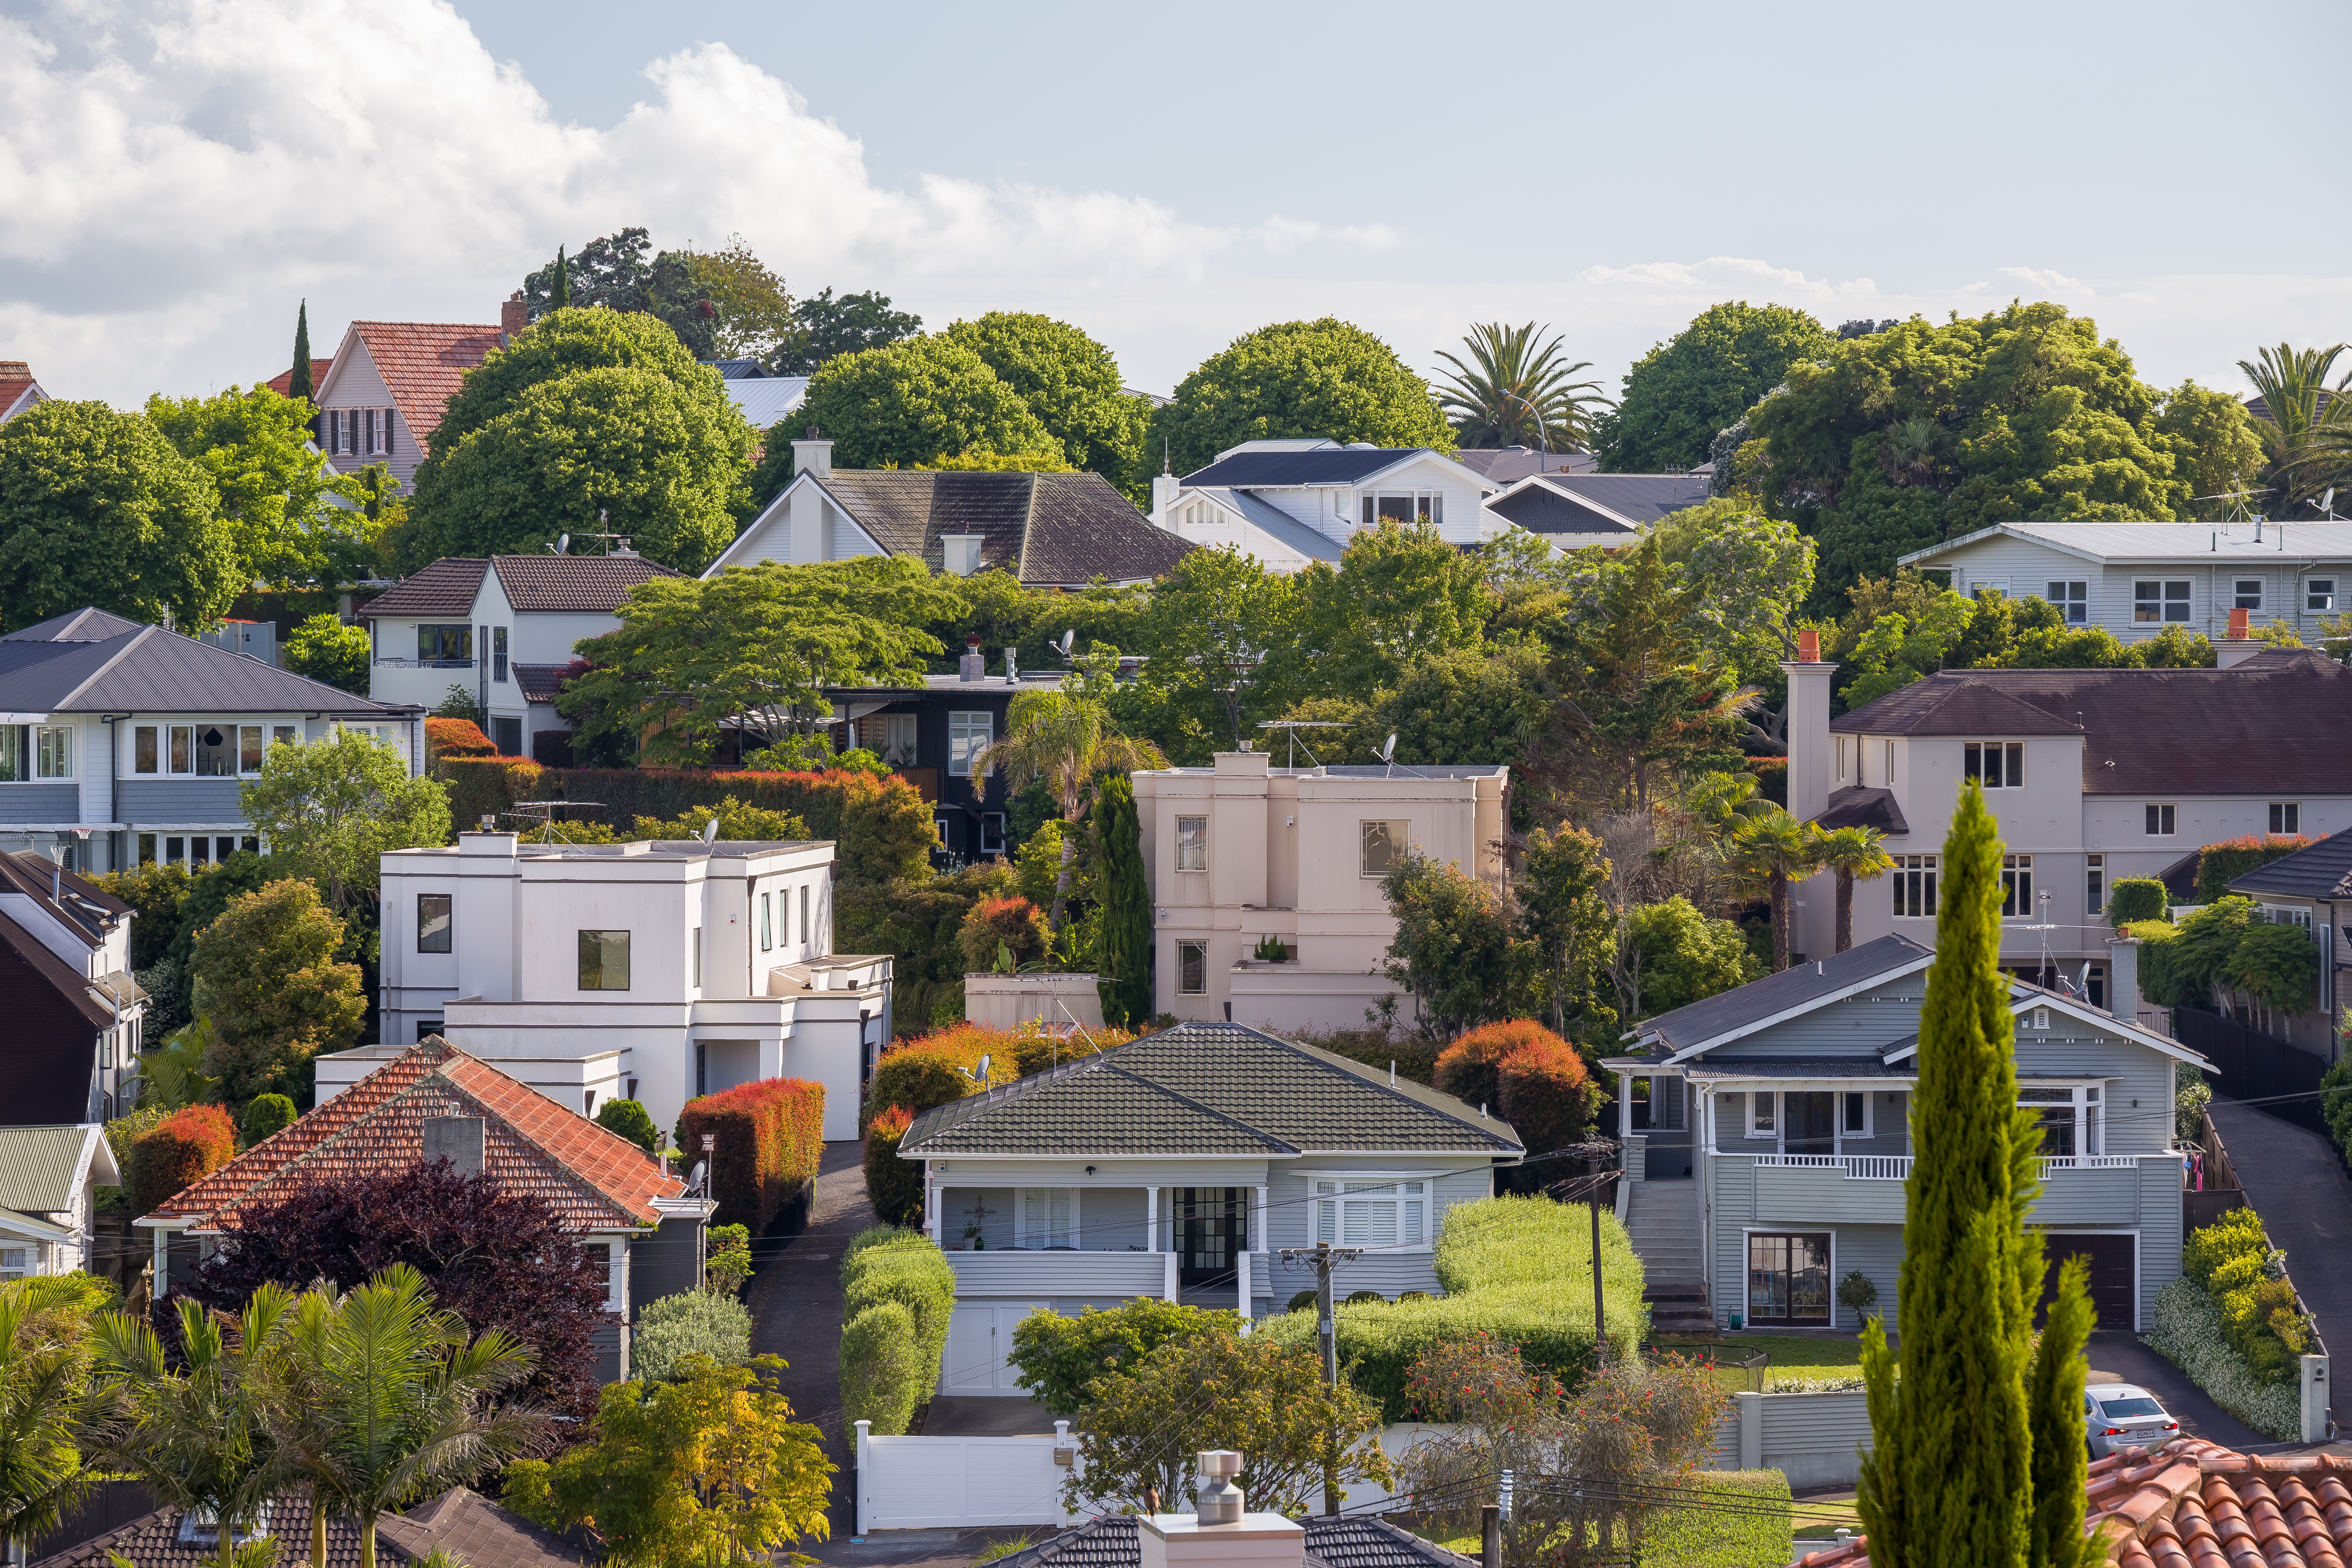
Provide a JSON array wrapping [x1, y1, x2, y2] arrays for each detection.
[[1435, 1020, 1575, 1116], [2146, 1276, 2301, 1440], [127, 1104, 237, 1214], [2181, 1208, 2308, 1381]]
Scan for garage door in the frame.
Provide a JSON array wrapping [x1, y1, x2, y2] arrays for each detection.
[[2037, 1233, 2136, 1331]]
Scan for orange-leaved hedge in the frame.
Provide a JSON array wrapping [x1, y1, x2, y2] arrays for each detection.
[[1434, 1020, 1573, 1118], [128, 1104, 238, 1216], [2195, 834, 2316, 904], [1496, 1037, 1603, 1155], [862, 1105, 924, 1227], [679, 1077, 826, 1231], [425, 717, 496, 764], [957, 895, 1049, 972], [434, 761, 932, 885]]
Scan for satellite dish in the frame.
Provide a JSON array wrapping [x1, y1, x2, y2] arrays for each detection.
[[556, 532, 570, 554], [1380, 734, 1397, 763], [687, 1160, 708, 1192], [1057, 629, 1076, 659], [702, 818, 720, 843], [968, 1053, 993, 1082]]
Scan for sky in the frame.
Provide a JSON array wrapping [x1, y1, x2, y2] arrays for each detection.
[[6, 0, 2349, 413]]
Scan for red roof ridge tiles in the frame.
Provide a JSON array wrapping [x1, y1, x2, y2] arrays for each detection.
[[147, 1038, 682, 1233]]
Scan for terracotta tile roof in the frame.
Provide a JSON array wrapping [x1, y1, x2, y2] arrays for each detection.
[[376, 1487, 589, 1568], [146, 1038, 683, 1232], [1789, 1440, 2352, 1568], [263, 359, 334, 398], [350, 322, 505, 453], [358, 555, 678, 620]]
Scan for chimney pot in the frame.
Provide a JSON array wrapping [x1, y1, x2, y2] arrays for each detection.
[[2227, 607, 2250, 640], [1797, 628, 1822, 663]]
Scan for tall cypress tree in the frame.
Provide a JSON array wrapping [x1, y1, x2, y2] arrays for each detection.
[[1856, 780, 2047, 1568], [1092, 774, 1151, 1029], [2028, 1256, 2095, 1568], [550, 245, 572, 312], [289, 300, 314, 402]]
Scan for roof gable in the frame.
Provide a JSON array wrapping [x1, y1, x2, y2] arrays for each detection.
[[355, 559, 490, 619], [327, 322, 506, 453], [1, 607, 145, 643], [1636, 936, 1933, 1058], [0, 1125, 109, 1213]]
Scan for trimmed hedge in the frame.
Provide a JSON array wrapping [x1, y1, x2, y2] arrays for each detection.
[[435, 761, 933, 885], [2107, 877, 2169, 927], [2196, 835, 2313, 904], [840, 1226, 957, 1434], [1007, 1297, 1230, 1414], [239, 1094, 298, 1147], [863, 1106, 924, 1227], [959, 895, 1050, 972], [596, 1098, 660, 1153], [2182, 1207, 2309, 1381], [1643, 1471, 1793, 1568], [425, 717, 496, 763], [1258, 1194, 1647, 1420], [2147, 1277, 2302, 1440], [1436, 1020, 1574, 1118], [678, 1077, 825, 1232], [128, 1104, 237, 1216]]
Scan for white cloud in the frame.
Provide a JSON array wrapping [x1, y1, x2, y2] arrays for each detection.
[[1, 1, 2346, 415]]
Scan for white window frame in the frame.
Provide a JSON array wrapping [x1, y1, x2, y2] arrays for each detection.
[[1358, 492, 1444, 528], [2045, 580, 2089, 624], [1840, 1090, 1874, 1140], [1745, 1090, 1778, 1139], [1891, 854, 1938, 918], [1308, 1174, 1432, 1250], [33, 725, 71, 780], [2086, 853, 2105, 915], [1175, 815, 1208, 872], [2234, 579, 2264, 612], [2016, 1082, 2106, 1158], [2134, 580, 2193, 623], [2308, 578, 2337, 612], [947, 711, 992, 778], [168, 723, 195, 776], [2146, 803, 2177, 837], [2270, 802, 2301, 835], [1014, 1186, 1079, 1249], [1964, 740, 2024, 789], [2000, 853, 2033, 919], [1836, 736, 1848, 784]]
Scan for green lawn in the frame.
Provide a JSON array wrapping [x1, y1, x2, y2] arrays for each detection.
[[1407, 1472, 1800, 1568], [1652, 1335, 1867, 1392]]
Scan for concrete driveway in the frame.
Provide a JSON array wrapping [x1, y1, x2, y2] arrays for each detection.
[[2207, 1100, 2352, 1426]]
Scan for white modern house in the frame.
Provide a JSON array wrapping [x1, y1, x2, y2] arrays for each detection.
[[898, 1022, 1522, 1392], [1147, 440, 1500, 570], [0, 607, 422, 875], [360, 554, 678, 759], [0, 1125, 119, 1279], [1603, 935, 2205, 1334], [1131, 752, 1510, 1031], [1777, 643, 2352, 1004], [353, 832, 891, 1141], [1898, 520, 2352, 646]]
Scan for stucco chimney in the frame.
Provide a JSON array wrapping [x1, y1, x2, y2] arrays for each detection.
[[960, 634, 985, 682], [1138, 1454, 1303, 1568], [424, 1116, 486, 1176], [792, 429, 834, 479], [2106, 936, 2142, 1025], [500, 292, 528, 343], [1778, 645, 1836, 824]]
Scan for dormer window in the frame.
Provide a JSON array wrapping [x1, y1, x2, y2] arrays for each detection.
[[1963, 741, 2024, 788]]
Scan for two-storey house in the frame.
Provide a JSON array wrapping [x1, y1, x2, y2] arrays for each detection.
[[1899, 520, 2352, 647], [898, 1021, 1522, 1393], [1132, 752, 1508, 1032], [359, 831, 890, 1141], [0, 850, 142, 1122], [1603, 934, 2205, 1333], [359, 554, 679, 759], [1781, 645, 2352, 1002], [0, 608, 423, 875], [1, 360, 51, 423], [1147, 440, 1499, 570], [708, 436, 1190, 587], [1480, 471, 1713, 553], [2224, 835, 2352, 1058], [141, 1037, 713, 1383], [310, 297, 526, 484]]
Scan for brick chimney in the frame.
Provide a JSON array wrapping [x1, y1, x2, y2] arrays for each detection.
[[500, 291, 528, 344]]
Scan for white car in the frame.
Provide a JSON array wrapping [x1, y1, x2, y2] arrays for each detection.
[[2086, 1383, 2181, 1456]]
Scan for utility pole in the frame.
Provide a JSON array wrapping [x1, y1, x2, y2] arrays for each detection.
[[1279, 1238, 1360, 1515]]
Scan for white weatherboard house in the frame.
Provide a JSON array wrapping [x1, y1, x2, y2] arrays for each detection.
[[1132, 753, 1509, 1032], [897, 1022, 1521, 1394], [1604, 934, 2205, 1334], [361, 554, 679, 760], [1148, 440, 1500, 570], [1778, 645, 2352, 1003], [0, 1125, 119, 1279], [349, 832, 891, 1142], [1899, 520, 2352, 647]]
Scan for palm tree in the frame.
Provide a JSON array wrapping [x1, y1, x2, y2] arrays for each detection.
[[0, 1277, 111, 1548], [1433, 322, 1614, 454], [1815, 825, 1895, 953], [278, 1266, 544, 1568], [1727, 809, 1825, 971], [90, 1287, 300, 1568], [2239, 342, 2347, 513], [970, 667, 1167, 932]]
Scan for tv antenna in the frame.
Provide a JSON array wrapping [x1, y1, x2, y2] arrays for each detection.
[[497, 800, 609, 844], [1258, 718, 1344, 769]]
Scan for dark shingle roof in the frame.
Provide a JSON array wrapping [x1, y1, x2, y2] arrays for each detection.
[[994, 1514, 1475, 1568], [358, 556, 678, 621], [375, 1487, 588, 1568], [352, 559, 487, 618], [1632, 934, 1932, 1055], [811, 471, 1190, 587], [28, 1488, 585, 1568], [513, 664, 568, 704], [901, 1022, 1521, 1158], [0, 625, 414, 716], [1, 608, 145, 642], [1180, 449, 1426, 487], [1830, 652, 2352, 793], [2230, 833, 2352, 899], [1450, 448, 1594, 482], [1485, 474, 1710, 534], [1816, 786, 1909, 834]]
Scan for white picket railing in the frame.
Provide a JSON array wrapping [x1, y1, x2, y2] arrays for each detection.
[[1746, 1153, 2138, 1182]]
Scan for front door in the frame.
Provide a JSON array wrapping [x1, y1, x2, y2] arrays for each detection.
[[1747, 1232, 1833, 1325], [1785, 1091, 1837, 1155], [1175, 1188, 1246, 1287]]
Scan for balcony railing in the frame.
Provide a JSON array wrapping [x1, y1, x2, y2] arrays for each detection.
[[374, 657, 476, 670], [1749, 1153, 2139, 1181]]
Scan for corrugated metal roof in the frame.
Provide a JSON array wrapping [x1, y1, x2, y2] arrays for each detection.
[[2, 608, 145, 643], [1903, 519, 2352, 565], [723, 376, 808, 429], [0, 625, 415, 716], [0, 1126, 98, 1213]]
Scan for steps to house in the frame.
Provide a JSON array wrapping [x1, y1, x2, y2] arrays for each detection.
[[1624, 1179, 1711, 1331]]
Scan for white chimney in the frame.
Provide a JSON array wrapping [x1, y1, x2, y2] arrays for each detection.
[[959, 635, 985, 682], [1151, 472, 1183, 528], [1139, 1454, 1304, 1568], [791, 430, 833, 479]]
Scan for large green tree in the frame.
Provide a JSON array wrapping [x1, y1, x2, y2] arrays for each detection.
[[0, 401, 241, 631], [1149, 318, 1454, 477], [146, 385, 373, 586], [1132, 545, 1301, 751], [1286, 518, 1489, 693], [434, 309, 717, 453], [289, 301, 315, 403], [1856, 782, 2090, 1568], [793, 336, 1060, 474], [560, 558, 959, 765], [190, 879, 369, 1107], [771, 287, 924, 376], [1599, 301, 1832, 472], [943, 313, 1152, 485], [1091, 774, 1151, 1029], [238, 729, 453, 920]]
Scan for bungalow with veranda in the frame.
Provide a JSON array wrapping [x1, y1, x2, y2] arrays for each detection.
[[897, 1021, 1522, 1395], [1602, 933, 2208, 1336]]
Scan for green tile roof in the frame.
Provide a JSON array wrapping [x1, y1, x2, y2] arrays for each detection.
[[900, 1023, 1523, 1158]]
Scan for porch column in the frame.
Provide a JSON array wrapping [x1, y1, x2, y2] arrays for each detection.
[[1254, 1186, 1268, 1252], [1146, 1187, 1158, 1252], [1237, 1250, 1252, 1320], [925, 1168, 939, 1242], [1163, 1252, 1179, 1302], [1617, 1070, 1633, 1138]]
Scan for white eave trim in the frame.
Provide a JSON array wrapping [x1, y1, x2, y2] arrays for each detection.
[[1878, 985, 2212, 1069], [1898, 523, 2109, 568], [1650, 953, 1937, 1063]]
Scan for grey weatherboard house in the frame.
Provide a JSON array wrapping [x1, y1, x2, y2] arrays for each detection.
[[897, 1022, 1521, 1395], [1603, 934, 2205, 1334]]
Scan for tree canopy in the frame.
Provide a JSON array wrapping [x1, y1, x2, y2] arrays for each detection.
[[770, 287, 924, 376], [1598, 301, 1832, 473], [520, 226, 726, 359], [238, 729, 453, 919], [794, 336, 1060, 473], [188, 878, 368, 1107], [146, 385, 377, 587], [942, 312, 1150, 485], [1433, 321, 1612, 452], [0, 400, 242, 631], [1148, 318, 1454, 477]]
